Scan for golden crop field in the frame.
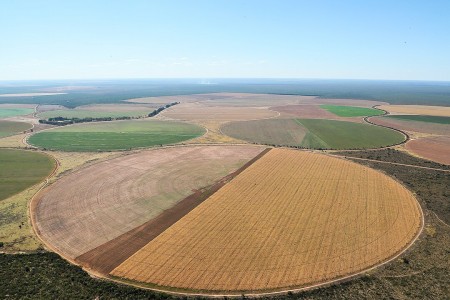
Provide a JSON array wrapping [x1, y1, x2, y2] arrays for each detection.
[[378, 105, 450, 117], [111, 149, 422, 292]]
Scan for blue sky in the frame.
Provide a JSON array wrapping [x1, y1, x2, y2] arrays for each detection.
[[1, 0, 449, 80]]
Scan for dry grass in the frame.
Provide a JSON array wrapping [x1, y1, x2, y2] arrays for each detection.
[[34, 146, 264, 259], [112, 149, 422, 292], [0, 133, 27, 148], [370, 116, 450, 136], [378, 105, 450, 117]]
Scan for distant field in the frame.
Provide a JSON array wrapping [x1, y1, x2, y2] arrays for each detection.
[[28, 120, 205, 151], [406, 136, 450, 165], [0, 149, 55, 201], [38, 109, 151, 119], [222, 118, 405, 149], [385, 114, 450, 124], [112, 149, 422, 292], [378, 105, 450, 117], [0, 108, 34, 118], [0, 120, 32, 138], [320, 105, 384, 117], [370, 116, 450, 135]]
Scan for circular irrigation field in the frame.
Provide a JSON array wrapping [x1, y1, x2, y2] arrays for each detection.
[[221, 118, 406, 149], [32, 146, 422, 295], [28, 120, 205, 151]]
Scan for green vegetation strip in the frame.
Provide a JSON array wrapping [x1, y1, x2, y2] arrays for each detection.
[[28, 120, 205, 151], [0, 108, 34, 118], [320, 105, 384, 117], [384, 114, 450, 124], [0, 120, 32, 138], [0, 149, 55, 201]]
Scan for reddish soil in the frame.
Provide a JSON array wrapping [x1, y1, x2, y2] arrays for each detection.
[[406, 136, 450, 165], [371, 117, 450, 135], [75, 148, 271, 275], [271, 104, 364, 123]]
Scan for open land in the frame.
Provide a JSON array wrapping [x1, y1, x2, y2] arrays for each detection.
[[370, 116, 450, 136], [0, 120, 32, 138], [33, 145, 264, 260], [37, 103, 160, 119], [320, 105, 384, 117], [0, 149, 55, 201], [161, 102, 278, 121], [222, 118, 405, 149], [2, 148, 448, 299], [269, 104, 363, 123], [378, 105, 450, 116], [0, 108, 34, 118], [406, 136, 450, 165], [384, 114, 450, 124], [111, 148, 422, 292], [28, 120, 205, 151], [0, 93, 66, 97]]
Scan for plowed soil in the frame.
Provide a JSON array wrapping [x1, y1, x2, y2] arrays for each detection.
[[33, 145, 264, 259], [112, 149, 422, 293], [406, 136, 450, 165]]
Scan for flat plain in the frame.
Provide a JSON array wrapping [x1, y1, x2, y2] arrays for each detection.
[[222, 118, 405, 149], [111, 149, 422, 292], [0, 108, 34, 118], [384, 114, 450, 124], [370, 116, 450, 136], [378, 105, 450, 116], [0, 120, 32, 138], [37, 104, 160, 119], [406, 136, 450, 165], [320, 105, 384, 117], [0, 149, 55, 201], [33, 145, 264, 259], [28, 120, 205, 151]]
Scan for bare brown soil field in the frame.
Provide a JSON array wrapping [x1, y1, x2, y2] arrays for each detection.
[[33, 145, 264, 260], [406, 136, 450, 165], [370, 116, 450, 135], [76, 149, 270, 275], [161, 102, 278, 121], [270, 104, 364, 123], [378, 105, 450, 116], [111, 149, 422, 293], [75, 103, 159, 112], [36, 104, 66, 112]]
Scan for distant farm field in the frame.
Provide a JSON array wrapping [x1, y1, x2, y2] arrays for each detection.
[[0, 120, 32, 138], [28, 120, 205, 151], [406, 136, 450, 165], [320, 105, 384, 117], [222, 118, 405, 149], [37, 104, 159, 119], [370, 116, 450, 135], [378, 105, 450, 117], [385, 114, 450, 124], [0, 108, 34, 118], [111, 149, 422, 292], [0, 149, 55, 201]]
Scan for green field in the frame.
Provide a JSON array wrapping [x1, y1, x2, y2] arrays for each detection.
[[0, 108, 34, 118], [320, 105, 385, 117], [28, 120, 205, 151], [385, 114, 450, 124], [38, 109, 150, 119], [0, 121, 32, 138], [222, 118, 405, 149], [0, 149, 55, 201]]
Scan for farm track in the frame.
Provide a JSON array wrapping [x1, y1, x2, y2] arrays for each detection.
[[74, 148, 270, 274]]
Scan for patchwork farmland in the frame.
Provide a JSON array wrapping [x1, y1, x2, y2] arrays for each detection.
[[111, 149, 422, 292], [221, 118, 405, 149]]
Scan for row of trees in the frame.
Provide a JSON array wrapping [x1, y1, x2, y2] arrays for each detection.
[[148, 102, 179, 117]]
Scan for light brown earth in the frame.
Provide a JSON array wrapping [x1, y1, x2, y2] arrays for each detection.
[[112, 149, 422, 293], [75, 103, 159, 112], [0, 104, 37, 109], [270, 104, 364, 123], [406, 136, 450, 165], [33, 145, 264, 259], [378, 105, 450, 116], [161, 102, 278, 122], [370, 116, 450, 136]]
